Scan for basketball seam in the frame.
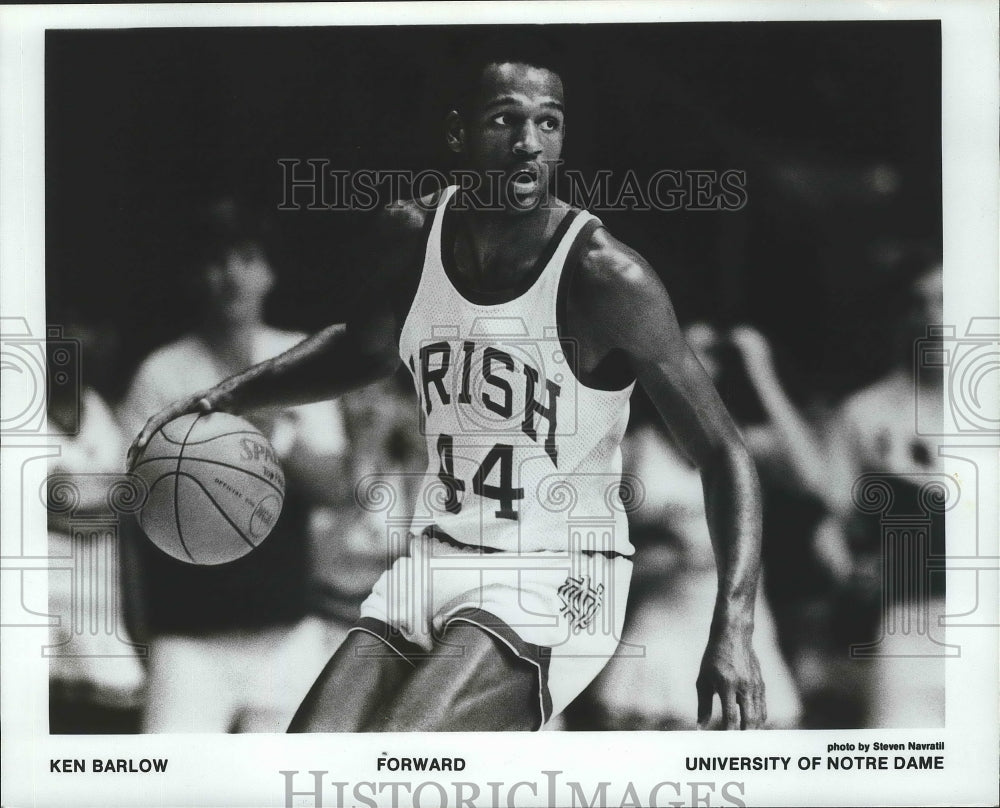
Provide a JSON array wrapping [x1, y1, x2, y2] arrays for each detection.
[[172, 415, 205, 562], [140, 474, 191, 560], [157, 428, 263, 447], [178, 471, 259, 551], [133, 455, 284, 497], [145, 469, 260, 557]]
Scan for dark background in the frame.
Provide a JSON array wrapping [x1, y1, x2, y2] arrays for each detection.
[[46, 21, 941, 404]]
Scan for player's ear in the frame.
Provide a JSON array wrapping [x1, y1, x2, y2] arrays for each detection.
[[445, 111, 465, 154]]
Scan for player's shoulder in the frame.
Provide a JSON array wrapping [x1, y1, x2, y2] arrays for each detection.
[[346, 193, 440, 316], [375, 195, 435, 240], [573, 222, 666, 306], [838, 370, 910, 424], [363, 196, 437, 288]]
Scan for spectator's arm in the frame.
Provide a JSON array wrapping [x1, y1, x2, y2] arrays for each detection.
[[728, 326, 836, 507]]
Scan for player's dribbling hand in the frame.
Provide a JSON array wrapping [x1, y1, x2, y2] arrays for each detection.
[[696, 626, 767, 730], [126, 387, 230, 471]]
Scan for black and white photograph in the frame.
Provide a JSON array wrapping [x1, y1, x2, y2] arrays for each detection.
[[1, 3, 997, 807]]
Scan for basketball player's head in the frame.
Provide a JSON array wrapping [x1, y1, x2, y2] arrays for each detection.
[[444, 35, 569, 213], [188, 197, 275, 327], [881, 241, 943, 353]]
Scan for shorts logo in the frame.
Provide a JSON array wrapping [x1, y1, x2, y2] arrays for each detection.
[[557, 574, 604, 632]]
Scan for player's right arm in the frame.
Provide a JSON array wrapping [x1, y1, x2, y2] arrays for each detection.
[[127, 201, 430, 469], [570, 228, 766, 730]]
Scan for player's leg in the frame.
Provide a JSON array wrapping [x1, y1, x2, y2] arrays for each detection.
[[286, 627, 414, 732], [356, 540, 634, 731], [367, 622, 541, 732]]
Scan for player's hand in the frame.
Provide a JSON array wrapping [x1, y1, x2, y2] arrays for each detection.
[[126, 387, 231, 471], [696, 623, 767, 730]]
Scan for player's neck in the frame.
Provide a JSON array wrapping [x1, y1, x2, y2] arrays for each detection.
[[452, 203, 560, 284], [461, 198, 552, 232]]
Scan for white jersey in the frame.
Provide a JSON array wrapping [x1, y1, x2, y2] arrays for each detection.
[[399, 187, 635, 555]]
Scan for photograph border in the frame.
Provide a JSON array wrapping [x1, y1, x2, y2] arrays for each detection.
[[2, 3, 997, 807]]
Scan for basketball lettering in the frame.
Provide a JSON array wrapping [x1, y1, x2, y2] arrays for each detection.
[[249, 494, 282, 539], [239, 436, 279, 466]]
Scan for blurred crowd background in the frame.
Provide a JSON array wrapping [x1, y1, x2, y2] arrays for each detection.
[[44, 22, 945, 734]]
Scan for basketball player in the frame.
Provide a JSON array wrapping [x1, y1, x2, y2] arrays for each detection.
[[129, 49, 767, 731]]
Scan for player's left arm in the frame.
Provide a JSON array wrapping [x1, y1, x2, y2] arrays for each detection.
[[573, 229, 766, 730]]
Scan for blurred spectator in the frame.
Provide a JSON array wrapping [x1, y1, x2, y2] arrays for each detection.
[[818, 247, 946, 728], [833, 248, 943, 483], [305, 370, 424, 653], [118, 198, 347, 732], [47, 315, 145, 733], [694, 324, 842, 613], [711, 323, 858, 725], [565, 377, 802, 730]]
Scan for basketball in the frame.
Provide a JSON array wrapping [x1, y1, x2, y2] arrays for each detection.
[[132, 412, 285, 565]]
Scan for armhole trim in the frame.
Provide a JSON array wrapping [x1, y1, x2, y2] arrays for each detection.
[[556, 219, 637, 393]]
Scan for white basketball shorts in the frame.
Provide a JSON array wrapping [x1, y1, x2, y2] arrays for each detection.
[[352, 527, 633, 726]]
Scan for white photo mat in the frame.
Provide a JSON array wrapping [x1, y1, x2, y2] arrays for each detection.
[[1, 2, 997, 807]]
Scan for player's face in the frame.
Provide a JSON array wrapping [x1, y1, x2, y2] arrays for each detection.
[[460, 62, 565, 212], [202, 242, 274, 324]]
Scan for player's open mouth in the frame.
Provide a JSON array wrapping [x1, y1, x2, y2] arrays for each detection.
[[510, 168, 540, 196]]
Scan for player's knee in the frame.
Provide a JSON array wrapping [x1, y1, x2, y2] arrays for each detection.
[[437, 624, 533, 681], [363, 624, 540, 731]]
